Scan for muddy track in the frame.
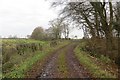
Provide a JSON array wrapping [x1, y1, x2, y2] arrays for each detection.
[[26, 42, 92, 78], [65, 43, 91, 78], [25, 44, 69, 78], [36, 49, 61, 78], [36, 44, 69, 78]]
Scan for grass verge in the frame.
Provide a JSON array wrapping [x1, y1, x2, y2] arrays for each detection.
[[74, 44, 117, 78], [4, 51, 46, 78]]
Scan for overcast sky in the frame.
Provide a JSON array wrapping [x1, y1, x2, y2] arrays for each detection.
[[0, 0, 83, 39]]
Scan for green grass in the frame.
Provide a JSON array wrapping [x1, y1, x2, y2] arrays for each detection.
[[74, 45, 117, 78], [4, 51, 47, 78], [2, 39, 46, 75], [57, 50, 68, 77], [99, 55, 111, 64], [2, 39, 45, 44], [2, 39, 70, 78]]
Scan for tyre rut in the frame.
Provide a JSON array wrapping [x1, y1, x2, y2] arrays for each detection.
[[65, 43, 91, 78], [28, 42, 92, 78]]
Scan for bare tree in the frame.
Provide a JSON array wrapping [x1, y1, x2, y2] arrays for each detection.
[[61, 21, 70, 39], [49, 18, 64, 39], [90, 2, 115, 51]]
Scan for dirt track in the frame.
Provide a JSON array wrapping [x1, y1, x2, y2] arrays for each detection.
[[26, 42, 92, 78], [65, 43, 91, 78]]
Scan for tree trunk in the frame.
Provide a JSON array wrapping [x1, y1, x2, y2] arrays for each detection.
[[104, 28, 114, 56]]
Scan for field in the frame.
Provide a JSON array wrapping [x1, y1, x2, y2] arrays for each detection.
[[1, 39, 70, 78]]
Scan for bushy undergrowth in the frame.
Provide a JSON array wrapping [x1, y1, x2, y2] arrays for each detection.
[[74, 44, 117, 78], [99, 55, 111, 64], [80, 38, 118, 63]]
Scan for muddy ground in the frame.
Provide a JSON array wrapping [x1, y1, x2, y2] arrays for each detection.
[[25, 42, 92, 78]]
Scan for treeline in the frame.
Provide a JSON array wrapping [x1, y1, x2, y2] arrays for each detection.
[[30, 18, 70, 40], [52, 1, 119, 64]]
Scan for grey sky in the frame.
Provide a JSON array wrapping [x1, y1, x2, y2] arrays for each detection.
[[0, 0, 83, 39]]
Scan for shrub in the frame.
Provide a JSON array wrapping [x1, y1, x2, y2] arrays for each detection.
[[99, 55, 111, 64], [2, 62, 14, 73]]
